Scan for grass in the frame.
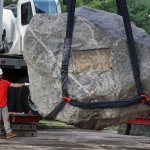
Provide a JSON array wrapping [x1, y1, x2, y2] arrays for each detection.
[[105, 125, 119, 131], [39, 120, 119, 131], [39, 119, 71, 127]]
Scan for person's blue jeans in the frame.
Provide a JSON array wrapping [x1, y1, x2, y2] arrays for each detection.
[[0, 106, 12, 133]]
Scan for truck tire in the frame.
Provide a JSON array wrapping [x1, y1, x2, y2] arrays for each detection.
[[7, 87, 15, 112], [17, 77, 38, 115], [14, 88, 23, 112]]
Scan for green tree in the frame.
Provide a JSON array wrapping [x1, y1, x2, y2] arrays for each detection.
[[128, 0, 150, 34], [4, 0, 17, 6], [76, 0, 116, 12], [74, 0, 150, 34]]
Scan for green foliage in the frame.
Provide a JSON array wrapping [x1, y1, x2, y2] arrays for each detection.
[[40, 119, 70, 126], [76, 0, 116, 13], [127, 0, 150, 34], [74, 0, 150, 34], [4, 0, 11, 6], [4, 0, 17, 6]]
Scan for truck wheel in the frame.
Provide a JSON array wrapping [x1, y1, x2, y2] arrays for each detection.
[[17, 77, 38, 115], [14, 88, 23, 112], [7, 87, 15, 112]]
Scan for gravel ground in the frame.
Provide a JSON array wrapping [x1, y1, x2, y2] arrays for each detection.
[[0, 128, 150, 150]]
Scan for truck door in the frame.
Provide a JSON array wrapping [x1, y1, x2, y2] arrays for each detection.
[[9, 0, 35, 54], [19, 1, 35, 51]]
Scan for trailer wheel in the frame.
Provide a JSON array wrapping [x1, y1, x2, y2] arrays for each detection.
[[7, 87, 15, 112], [17, 77, 38, 115]]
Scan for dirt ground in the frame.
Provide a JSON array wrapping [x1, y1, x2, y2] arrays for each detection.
[[0, 128, 150, 150]]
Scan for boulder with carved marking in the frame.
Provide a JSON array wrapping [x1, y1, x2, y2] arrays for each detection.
[[23, 7, 150, 130]]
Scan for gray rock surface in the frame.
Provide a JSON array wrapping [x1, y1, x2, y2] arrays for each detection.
[[24, 7, 150, 130]]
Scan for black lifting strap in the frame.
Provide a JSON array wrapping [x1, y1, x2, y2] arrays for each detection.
[[45, 0, 146, 119], [116, 0, 122, 16], [67, 0, 144, 108], [45, 0, 76, 120], [116, 0, 143, 95], [68, 96, 141, 109], [61, 0, 76, 97]]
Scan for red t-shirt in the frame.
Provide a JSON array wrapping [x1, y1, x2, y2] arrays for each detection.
[[0, 79, 11, 107]]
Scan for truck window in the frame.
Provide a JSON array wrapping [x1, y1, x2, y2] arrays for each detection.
[[21, 2, 33, 26], [33, 0, 57, 14]]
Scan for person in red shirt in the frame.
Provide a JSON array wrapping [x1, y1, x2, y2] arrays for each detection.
[[0, 68, 29, 139]]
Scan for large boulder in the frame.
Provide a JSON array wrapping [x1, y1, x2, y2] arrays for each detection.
[[24, 7, 150, 130]]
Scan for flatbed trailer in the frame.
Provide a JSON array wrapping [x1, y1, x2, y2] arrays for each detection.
[[128, 118, 150, 125], [9, 113, 41, 124], [1, 113, 41, 137], [120, 117, 150, 135]]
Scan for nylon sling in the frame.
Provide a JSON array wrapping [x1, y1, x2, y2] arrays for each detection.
[[116, 0, 143, 95], [46, 0, 149, 119], [46, 0, 76, 119]]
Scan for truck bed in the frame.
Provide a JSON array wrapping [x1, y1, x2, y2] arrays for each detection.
[[0, 54, 26, 69]]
